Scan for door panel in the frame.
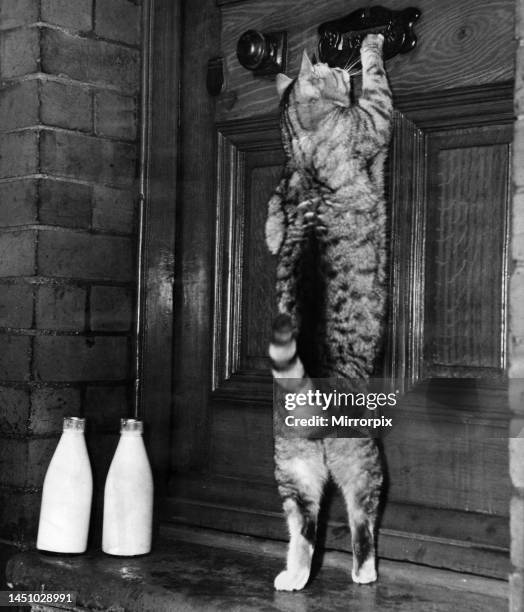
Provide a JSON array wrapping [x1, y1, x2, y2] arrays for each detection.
[[165, 0, 514, 578], [212, 119, 282, 398], [425, 130, 510, 376]]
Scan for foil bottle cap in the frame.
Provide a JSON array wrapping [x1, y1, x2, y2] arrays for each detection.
[[63, 416, 86, 432], [120, 418, 144, 433]]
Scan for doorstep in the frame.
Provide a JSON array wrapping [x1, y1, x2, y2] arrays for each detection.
[[6, 525, 508, 612]]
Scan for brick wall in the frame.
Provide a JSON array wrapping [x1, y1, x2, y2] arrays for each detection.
[[512, 2, 524, 611], [0, 0, 141, 567]]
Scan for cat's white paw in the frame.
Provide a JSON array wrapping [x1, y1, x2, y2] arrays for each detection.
[[351, 556, 377, 585], [274, 568, 310, 591], [361, 33, 384, 52]]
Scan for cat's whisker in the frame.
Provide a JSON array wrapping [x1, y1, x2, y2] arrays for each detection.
[[346, 65, 363, 78], [343, 57, 361, 73]]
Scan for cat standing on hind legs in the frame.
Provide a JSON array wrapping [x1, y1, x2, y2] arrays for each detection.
[[266, 33, 392, 592]]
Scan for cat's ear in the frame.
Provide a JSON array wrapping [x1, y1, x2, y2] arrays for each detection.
[[275, 73, 293, 99], [298, 50, 314, 78]]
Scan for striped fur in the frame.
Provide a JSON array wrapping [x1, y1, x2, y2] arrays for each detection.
[[266, 35, 391, 591]]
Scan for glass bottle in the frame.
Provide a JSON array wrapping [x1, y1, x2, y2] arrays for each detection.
[[102, 418, 154, 556], [36, 417, 93, 553]]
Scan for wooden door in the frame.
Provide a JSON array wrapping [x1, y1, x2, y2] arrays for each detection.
[[150, 0, 515, 579]]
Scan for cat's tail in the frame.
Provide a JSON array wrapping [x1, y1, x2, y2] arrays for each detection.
[[269, 314, 314, 394]]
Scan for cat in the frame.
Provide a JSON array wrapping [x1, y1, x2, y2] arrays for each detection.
[[266, 33, 392, 591]]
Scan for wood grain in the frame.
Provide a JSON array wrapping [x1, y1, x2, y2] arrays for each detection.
[[425, 126, 511, 376], [243, 163, 279, 368], [164, 478, 510, 578], [209, 402, 275, 481], [217, 0, 515, 121], [384, 111, 425, 390], [202, 394, 510, 515], [170, 0, 222, 472], [168, 472, 509, 547], [434, 147, 505, 367], [141, 0, 181, 490]]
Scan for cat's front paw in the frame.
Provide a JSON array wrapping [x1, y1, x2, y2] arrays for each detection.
[[351, 556, 377, 585], [361, 33, 384, 53], [274, 568, 310, 591]]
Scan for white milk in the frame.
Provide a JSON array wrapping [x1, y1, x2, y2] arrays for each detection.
[[102, 418, 153, 556], [37, 417, 93, 553]]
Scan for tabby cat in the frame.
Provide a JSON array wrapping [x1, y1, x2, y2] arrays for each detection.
[[266, 34, 392, 591]]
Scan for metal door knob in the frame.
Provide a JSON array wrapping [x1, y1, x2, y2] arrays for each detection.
[[236, 30, 287, 76]]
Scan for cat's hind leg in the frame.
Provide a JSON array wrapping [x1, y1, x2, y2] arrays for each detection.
[[325, 437, 382, 584], [274, 437, 327, 591], [348, 507, 378, 584]]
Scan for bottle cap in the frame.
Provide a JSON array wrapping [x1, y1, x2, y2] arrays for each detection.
[[63, 416, 85, 432], [120, 418, 144, 433]]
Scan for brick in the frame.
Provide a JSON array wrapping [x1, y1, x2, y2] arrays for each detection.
[[0, 27, 39, 79], [0, 281, 34, 327], [38, 231, 134, 281], [40, 80, 92, 133], [40, 129, 137, 188], [30, 386, 82, 434], [0, 334, 31, 380], [0, 230, 37, 277], [36, 441, 63, 491], [86, 430, 119, 532], [511, 571, 524, 612], [0, 386, 30, 435], [0, 180, 38, 227], [0, 80, 38, 131], [0, 437, 57, 488], [41, 0, 93, 31], [94, 91, 137, 140], [36, 285, 86, 331], [511, 433, 524, 489], [41, 28, 140, 93], [95, 0, 141, 46], [92, 185, 135, 233], [0, 439, 27, 487], [34, 335, 129, 381], [0, 130, 38, 178], [0, 0, 38, 30], [39, 179, 92, 228], [0, 487, 39, 543], [84, 385, 129, 430], [90, 286, 133, 331]]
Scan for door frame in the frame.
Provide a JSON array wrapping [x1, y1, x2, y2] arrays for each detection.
[[141, 0, 182, 496]]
